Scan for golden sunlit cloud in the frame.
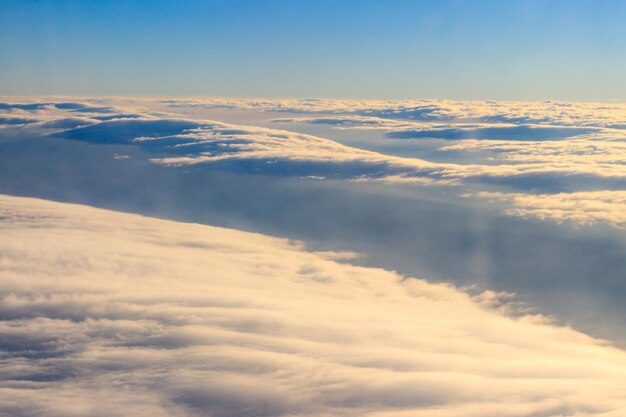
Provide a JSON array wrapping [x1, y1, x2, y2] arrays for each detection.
[[2, 195, 626, 416]]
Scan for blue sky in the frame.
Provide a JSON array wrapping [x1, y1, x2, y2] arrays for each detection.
[[1, 0, 625, 100]]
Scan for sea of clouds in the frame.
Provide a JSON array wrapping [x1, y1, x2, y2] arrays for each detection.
[[2, 195, 626, 417], [2, 96, 626, 415]]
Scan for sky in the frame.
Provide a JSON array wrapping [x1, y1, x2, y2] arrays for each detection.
[[1, 0, 626, 100]]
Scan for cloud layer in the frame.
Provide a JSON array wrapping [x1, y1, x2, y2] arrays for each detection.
[[2, 97, 626, 229], [273, 115, 604, 141], [5, 100, 621, 186], [3, 194, 626, 416], [163, 97, 626, 128]]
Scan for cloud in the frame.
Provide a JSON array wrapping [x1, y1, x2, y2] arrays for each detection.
[[44, 114, 626, 187], [4, 97, 626, 182], [0, 116, 39, 125], [385, 124, 597, 141], [47, 116, 452, 180], [2, 194, 626, 416], [470, 190, 626, 229], [4, 96, 626, 225], [5, 97, 626, 130], [441, 137, 626, 165], [0, 101, 109, 113], [163, 98, 626, 128], [272, 115, 398, 127], [51, 118, 201, 144], [275, 115, 602, 141], [38, 117, 97, 129]]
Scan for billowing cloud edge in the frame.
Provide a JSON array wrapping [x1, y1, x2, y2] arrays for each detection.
[[2, 194, 626, 416]]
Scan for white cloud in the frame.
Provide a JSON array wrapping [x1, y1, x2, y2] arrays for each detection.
[[470, 191, 626, 229], [2, 194, 626, 416], [441, 137, 626, 163]]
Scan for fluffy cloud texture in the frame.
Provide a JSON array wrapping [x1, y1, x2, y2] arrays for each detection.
[[3, 194, 626, 417]]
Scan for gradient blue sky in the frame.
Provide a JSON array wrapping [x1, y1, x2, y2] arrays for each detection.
[[1, 0, 625, 101]]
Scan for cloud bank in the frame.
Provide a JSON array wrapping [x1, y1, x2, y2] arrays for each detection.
[[3, 194, 626, 416]]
